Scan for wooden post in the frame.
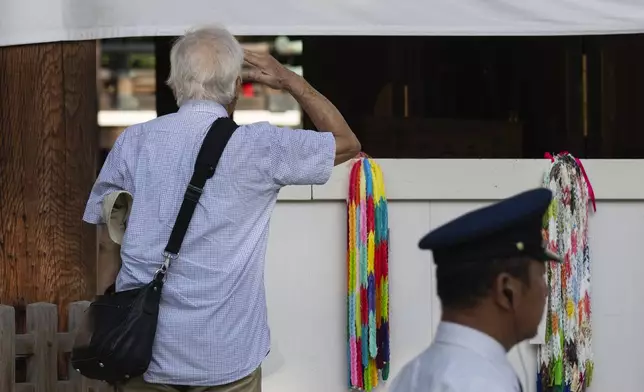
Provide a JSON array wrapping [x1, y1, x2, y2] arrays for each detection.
[[1, 301, 114, 392], [0, 305, 16, 392], [0, 42, 98, 315], [67, 301, 91, 392], [26, 304, 57, 392]]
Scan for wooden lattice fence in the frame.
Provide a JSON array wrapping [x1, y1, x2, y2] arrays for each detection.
[[0, 302, 112, 392]]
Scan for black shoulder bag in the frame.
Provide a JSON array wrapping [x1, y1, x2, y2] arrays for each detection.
[[71, 117, 239, 384]]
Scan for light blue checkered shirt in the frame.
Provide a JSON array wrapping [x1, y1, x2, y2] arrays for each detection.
[[83, 100, 335, 386]]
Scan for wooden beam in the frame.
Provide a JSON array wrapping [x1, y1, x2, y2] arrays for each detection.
[[0, 41, 98, 311]]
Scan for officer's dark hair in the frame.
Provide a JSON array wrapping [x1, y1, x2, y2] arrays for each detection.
[[436, 256, 533, 309]]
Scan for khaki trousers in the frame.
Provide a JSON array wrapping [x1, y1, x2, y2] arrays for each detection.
[[118, 368, 261, 392]]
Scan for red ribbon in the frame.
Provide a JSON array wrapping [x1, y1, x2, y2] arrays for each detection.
[[544, 152, 555, 162], [574, 157, 596, 212], [544, 151, 596, 212]]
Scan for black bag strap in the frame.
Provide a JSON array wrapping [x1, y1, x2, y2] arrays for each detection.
[[155, 117, 238, 280]]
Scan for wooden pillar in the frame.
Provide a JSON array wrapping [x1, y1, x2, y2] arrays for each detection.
[[0, 41, 98, 317]]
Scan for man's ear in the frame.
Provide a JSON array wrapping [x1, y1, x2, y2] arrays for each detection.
[[226, 77, 243, 116], [494, 273, 514, 311]]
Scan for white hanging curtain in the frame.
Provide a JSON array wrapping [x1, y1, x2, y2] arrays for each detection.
[[2, 0, 644, 46]]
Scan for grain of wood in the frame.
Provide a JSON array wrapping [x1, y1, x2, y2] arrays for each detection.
[[0, 45, 35, 307], [0, 45, 98, 375], [25, 45, 65, 311], [26, 303, 57, 392], [59, 41, 99, 381], [62, 41, 98, 312], [0, 305, 16, 392]]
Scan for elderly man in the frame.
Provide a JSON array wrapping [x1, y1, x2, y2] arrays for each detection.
[[82, 26, 360, 392], [390, 188, 558, 392]]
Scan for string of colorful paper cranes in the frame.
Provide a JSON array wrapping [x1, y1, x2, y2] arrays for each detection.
[[347, 154, 390, 391]]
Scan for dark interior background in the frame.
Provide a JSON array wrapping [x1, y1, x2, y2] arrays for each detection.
[[99, 34, 644, 165]]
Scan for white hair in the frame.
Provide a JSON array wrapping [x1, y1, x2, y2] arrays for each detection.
[[167, 25, 243, 106]]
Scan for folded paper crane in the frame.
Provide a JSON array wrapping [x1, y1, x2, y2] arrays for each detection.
[[347, 155, 390, 391]]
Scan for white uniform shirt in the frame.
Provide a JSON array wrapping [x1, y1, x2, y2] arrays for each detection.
[[390, 322, 522, 392]]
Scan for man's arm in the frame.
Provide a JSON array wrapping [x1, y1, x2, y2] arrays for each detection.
[[283, 76, 360, 166], [83, 130, 133, 224], [243, 50, 361, 166]]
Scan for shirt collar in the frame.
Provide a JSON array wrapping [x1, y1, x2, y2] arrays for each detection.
[[435, 322, 522, 391], [435, 321, 509, 364], [178, 100, 229, 116]]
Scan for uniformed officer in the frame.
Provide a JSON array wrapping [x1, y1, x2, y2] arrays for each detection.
[[390, 188, 560, 392]]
